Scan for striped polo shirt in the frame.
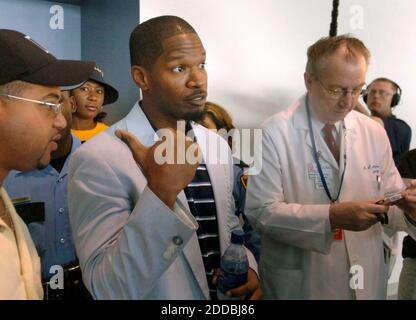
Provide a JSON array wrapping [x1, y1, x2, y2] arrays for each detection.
[[184, 162, 221, 300], [144, 113, 221, 299]]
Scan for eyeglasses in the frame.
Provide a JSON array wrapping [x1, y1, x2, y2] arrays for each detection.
[[315, 78, 367, 100], [366, 89, 394, 98], [0, 92, 63, 113]]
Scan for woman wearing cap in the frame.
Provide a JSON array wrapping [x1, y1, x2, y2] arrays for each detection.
[[71, 67, 118, 142]]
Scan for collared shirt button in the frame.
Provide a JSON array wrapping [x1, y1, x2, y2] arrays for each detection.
[[60, 238, 66, 244], [58, 208, 65, 214], [57, 178, 63, 183], [172, 236, 183, 246]]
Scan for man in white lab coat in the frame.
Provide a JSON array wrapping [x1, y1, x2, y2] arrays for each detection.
[[245, 35, 416, 299]]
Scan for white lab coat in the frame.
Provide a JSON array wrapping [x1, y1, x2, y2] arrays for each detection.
[[245, 95, 416, 299], [68, 103, 257, 299], [0, 188, 43, 300]]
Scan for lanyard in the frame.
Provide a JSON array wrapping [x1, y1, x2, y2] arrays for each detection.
[[305, 95, 347, 203]]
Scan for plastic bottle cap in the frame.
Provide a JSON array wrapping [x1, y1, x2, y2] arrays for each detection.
[[230, 229, 245, 245]]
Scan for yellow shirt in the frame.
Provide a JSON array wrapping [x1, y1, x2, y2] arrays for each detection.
[[71, 122, 109, 142]]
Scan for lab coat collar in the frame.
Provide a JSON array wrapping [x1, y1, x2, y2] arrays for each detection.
[[292, 94, 357, 132], [292, 95, 344, 170]]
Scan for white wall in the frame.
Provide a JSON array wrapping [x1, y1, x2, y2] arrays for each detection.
[[141, 0, 332, 129], [338, 0, 416, 149], [141, 0, 416, 298], [141, 0, 416, 149]]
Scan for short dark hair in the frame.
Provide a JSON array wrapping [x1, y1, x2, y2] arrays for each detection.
[[369, 77, 399, 93], [129, 15, 197, 68], [0, 80, 30, 96]]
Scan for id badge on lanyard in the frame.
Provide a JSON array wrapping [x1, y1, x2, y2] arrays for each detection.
[[306, 95, 346, 241]]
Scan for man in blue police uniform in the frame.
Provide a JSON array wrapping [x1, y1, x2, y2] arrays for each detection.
[[4, 77, 99, 300], [363, 77, 411, 166], [233, 162, 261, 263]]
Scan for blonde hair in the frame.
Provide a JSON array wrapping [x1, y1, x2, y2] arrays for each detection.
[[306, 34, 370, 75], [203, 101, 234, 131]]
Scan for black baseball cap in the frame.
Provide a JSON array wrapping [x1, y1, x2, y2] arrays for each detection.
[[88, 66, 119, 105], [0, 29, 95, 86]]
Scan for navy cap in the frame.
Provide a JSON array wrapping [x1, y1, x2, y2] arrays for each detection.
[[87, 66, 119, 106], [0, 29, 95, 87]]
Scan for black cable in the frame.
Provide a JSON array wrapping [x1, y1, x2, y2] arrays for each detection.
[[329, 0, 340, 37]]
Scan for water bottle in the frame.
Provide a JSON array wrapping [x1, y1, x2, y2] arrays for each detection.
[[217, 229, 248, 300]]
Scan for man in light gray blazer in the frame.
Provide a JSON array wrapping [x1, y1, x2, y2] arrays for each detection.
[[68, 16, 260, 300]]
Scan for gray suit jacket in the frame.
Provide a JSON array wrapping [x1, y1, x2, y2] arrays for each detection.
[[68, 102, 256, 299]]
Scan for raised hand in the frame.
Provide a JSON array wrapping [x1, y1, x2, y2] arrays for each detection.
[[115, 128, 201, 209]]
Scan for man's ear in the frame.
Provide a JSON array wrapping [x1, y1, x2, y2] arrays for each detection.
[[131, 65, 150, 91], [69, 95, 77, 113], [304, 72, 313, 91]]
